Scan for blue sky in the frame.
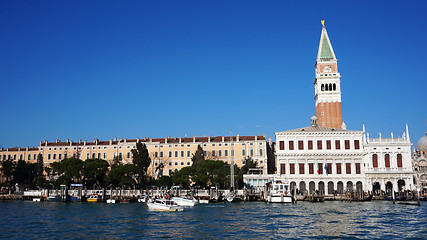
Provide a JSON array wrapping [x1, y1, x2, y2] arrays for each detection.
[[1, 1, 426, 149]]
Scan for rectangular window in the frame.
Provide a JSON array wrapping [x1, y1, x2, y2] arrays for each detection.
[[219, 150, 222, 157], [318, 163, 323, 174], [279, 141, 285, 150], [309, 163, 314, 174], [181, 151, 184, 157], [317, 140, 322, 150], [345, 140, 350, 150], [289, 141, 294, 150], [48, 154, 51, 160], [327, 163, 332, 174], [225, 150, 228, 156], [280, 164, 286, 174], [28, 154, 31, 160], [155, 152, 158, 158], [298, 141, 304, 150], [308, 140, 313, 150], [346, 163, 351, 174], [356, 163, 361, 174], [299, 163, 305, 174], [259, 149, 263, 156], [64, 153, 68, 159], [169, 151, 172, 158], [242, 150, 246, 156], [119, 153, 122, 159], [354, 140, 360, 150], [336, 163, 342, 174], [187, 151, 191, 157], [335, 140, 340, 150], [59, 154, 62, 160], [53, 154, 56, 160], [175, 151, 178, 158], [86, 153, 90, 159], [104, 153, 107, 159], [212, 150, 215, 157], [326, 140, 331, 150], [160, 151, 164, 158], [397, 154, 403, 168], [290, 164, 295, 174], [128, 152, 131, 159], [250, 149, 254, 156]]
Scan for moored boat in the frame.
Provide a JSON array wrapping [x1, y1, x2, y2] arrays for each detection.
[[171, 196, 198, 206], [266, 180, 294, 203], [47, 195, 62, 202], [87, 193, 102, 202], [198, 196, 210, 204], [147, 198, 184, 212]]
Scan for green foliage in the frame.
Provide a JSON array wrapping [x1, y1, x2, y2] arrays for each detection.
[[36, 154, 44, 177], [156, 176, 172, 187], [131, 142, 151, 187], [1, 158, 14, 182], [13, 160, 36, 186], [36, 176, 48, 188], [82, 159, 109, 188], [50, 158, 83, 186], [171, 166, 194, 188], [191, 145, 204, 168], [238, 158, 257, 187], [192, 160, 229, 188], [107, 164, 139, 188]]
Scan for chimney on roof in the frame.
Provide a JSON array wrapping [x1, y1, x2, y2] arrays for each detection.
[[179, 137, 181, 143], [79, 139, 82, 144], [165, 137, 168, 143], [39, 141, 42, 146], [137, 138, 140, 143], [255, 135, 258, 141], [26, 147, 29, 151], [56, 139, 60, 143], [237, 134, 240, 142], [263, 133, 265, 137], [84, 140, 87, 145], [193, 136, 196, 143], [109, 139, 112, 145], [114, 137, 117, 141], [45, 140, 48, 146], [124, 138, 127, 143], [222, 136, 224, 142], [70, 140, 73, 146], [67, 139, 69, 143], [208, 135, 211, 142], [149, 138, 152, 142]]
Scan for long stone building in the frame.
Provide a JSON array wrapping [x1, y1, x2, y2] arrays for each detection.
[[1, 134, 269, 180]]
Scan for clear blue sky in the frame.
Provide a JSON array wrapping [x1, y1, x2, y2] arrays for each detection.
[[1, 1, 426, 149]]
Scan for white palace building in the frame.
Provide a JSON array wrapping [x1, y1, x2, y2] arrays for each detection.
[[244, 22, 415, 194]]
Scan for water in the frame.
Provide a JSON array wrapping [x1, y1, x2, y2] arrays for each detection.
[[0, 201, 425, 239]]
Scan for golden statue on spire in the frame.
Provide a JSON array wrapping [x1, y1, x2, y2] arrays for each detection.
[[321, 20, 325, 27]]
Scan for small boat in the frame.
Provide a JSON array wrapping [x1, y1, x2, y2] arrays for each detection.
[[226, 192, 242, 202], [147, 198, 184, 212], [138, 195, 148, 203], [47, 195, 62, 202], [106, 199, 117, 203], [32, 198, 41, 202], [171, 196, 198, 206], [198, 196, 210, 204], [266, 180, 294, 203], [87, 193, 102, 202]]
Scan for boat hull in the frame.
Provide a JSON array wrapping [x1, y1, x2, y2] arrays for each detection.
[[147, 202, 184, 212], [171, 197, 198, 206], [267, 195, 293, 203]]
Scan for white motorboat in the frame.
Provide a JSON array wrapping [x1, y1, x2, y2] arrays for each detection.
[[47, 195, 62, 202], [106, 199, 117, 203], [226, 192, 242, 202], [266, 180, 294, 203], [147, 198, 184, 212], [198, 196, 210, 204], [171, 196, 198, 206], [32, 198, 41, 202], [138, 195, 148, 203]]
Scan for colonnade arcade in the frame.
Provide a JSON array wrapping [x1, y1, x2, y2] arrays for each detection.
[[289, 180, 364, 195], [371, 178, 409, 195]]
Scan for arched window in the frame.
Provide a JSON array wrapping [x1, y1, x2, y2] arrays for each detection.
[[397, 154, 403, 168], [325, 84, 329, 91], [333, 83, 336, 91], [385, 154, 390, 168], [329, 83, 332, 91], [321, 84, 325, 91], [372, 154, 378, 168]]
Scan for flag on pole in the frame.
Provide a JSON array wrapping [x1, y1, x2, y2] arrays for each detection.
[[317, 163, 320, 174], [325, 163, 328, 175]]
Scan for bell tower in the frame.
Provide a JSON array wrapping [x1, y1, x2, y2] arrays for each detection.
[[314, 20, 343, 128]]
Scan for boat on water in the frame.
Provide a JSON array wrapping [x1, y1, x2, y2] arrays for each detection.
[[47, 195, 62, 202], [266, 180, 294, 203], [106, 198, 117, 203], [147, 198, 184, 212], [32, 198, 41, 202], [138, 195, 148, 203], [198, 196, 210, 204], [171, 196, 198, 206], [87, 193, 103, 202], [226, 191, 242, 202]]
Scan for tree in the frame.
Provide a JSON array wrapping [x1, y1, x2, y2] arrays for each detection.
[[171, 166, 194, 188], [107, 164, 139, 188], [191, 145, 204, 168], [82, 159, 109, 188], [192, 160, 229, 188], [131, 142, 151, 187], [1, 158, 14, 183], [35, 154, 44, 178], [50, 158, 83, 187], [156, 176, 172, 187], [238, 158, 257, 187], [13, 159, 34, 185]]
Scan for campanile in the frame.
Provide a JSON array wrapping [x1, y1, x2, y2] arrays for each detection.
[[313, 21, 343, 129]]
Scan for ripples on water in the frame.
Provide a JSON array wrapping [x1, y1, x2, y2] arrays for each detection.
[[0, 201, 425, 239]]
